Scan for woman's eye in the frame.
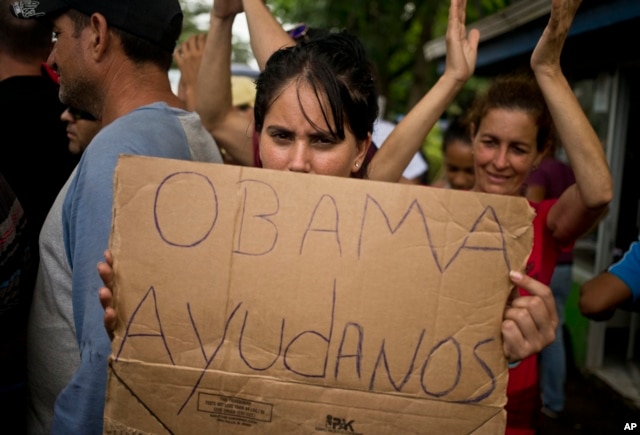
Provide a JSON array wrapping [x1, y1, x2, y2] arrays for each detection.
[[270, 131, 292, 143], [51, 31, 60, 43], [311, 136, 335, 147], [513, 147, 528, 155]]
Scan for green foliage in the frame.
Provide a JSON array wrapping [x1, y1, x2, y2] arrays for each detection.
[[267, 0, 502, 119], [180, 0, 211, 18], [177, 0, 512, 120], [179, 0, 210, 41]]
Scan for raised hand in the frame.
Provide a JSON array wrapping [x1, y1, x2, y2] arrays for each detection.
[[173, 32, 208, 111], [530, 0, 581, 74], [213, 0, 244, 19], [444, 0, 479, 83]]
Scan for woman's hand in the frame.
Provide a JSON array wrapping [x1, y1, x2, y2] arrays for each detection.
[[530, 0, 581, 75], [443, 0, 479, 84], [213, 0, 244, 19], [98, 249, 116, 341], [502, 271, 558, 362]]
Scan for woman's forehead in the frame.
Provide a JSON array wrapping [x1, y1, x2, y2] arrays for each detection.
[[267, 82, 334, 126]]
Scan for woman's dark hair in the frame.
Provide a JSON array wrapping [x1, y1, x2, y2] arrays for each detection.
[[442, 116, 471, 153], [254, 30, 378, 143], [465, 72, 553, 153]]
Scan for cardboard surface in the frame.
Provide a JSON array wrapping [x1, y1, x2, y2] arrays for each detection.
[[104, 154, 534, 434]]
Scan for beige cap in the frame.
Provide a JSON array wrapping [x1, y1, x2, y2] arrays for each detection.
[[231, 76, 257, 108]]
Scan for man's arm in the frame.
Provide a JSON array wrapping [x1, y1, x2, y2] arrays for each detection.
[[580, 272, 633, 321], [580, 241, 640, 320]]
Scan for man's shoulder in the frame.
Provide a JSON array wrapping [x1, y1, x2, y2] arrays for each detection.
[[105, 104, 185, 133], [121, 102, 188, 121], [611, 242, 640, 271], [89, 104, 221, 163]]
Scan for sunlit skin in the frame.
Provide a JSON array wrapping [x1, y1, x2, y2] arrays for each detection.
[[443, 139, 475, 190], [470, 108, 542, 196], [217, 105, 254, 165], [258, 82, 369, 177], [233, 104, 254, 123], [60, 108, 101, 154]]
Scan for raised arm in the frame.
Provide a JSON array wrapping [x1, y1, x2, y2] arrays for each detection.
[[196, 0, 254, 165], [366, 0, 478, 182], [242, 0, 295, 70], [531, 0, 612, 242]]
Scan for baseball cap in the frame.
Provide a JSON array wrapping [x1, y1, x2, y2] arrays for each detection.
[[10, 0, 182, 53], [231, 76, 256, 108]]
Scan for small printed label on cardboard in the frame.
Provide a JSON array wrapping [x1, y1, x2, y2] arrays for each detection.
[[198, 393, 272, 424]]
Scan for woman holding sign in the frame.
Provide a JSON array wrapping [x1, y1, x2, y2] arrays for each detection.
[[378, 0, 612, 432], [99, 0, 558, 382]]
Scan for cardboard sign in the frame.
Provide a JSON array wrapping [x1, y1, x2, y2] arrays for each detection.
[[104, 154, 534, 434]]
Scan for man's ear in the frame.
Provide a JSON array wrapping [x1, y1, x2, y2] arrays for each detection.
[[89, 13, 110, 60]]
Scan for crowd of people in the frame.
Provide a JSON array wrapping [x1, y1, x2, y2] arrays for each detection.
[[1, 0, 636, 433], [0, 0, 81, 426]]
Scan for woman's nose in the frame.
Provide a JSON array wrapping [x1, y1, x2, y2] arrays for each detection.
[[288, 141, 311, 173]]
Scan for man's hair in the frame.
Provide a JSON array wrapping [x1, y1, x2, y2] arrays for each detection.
[[0, 0, 53, 62], [68, 9, 177, 70]]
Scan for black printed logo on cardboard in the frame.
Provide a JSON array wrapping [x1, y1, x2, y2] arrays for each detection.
[[315, 414, 363, 433]]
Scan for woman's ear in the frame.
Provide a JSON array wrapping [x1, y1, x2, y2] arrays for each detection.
[[352, 133, 372, 174], [533, 138, 554, 167], [532, 151, 544, 169]]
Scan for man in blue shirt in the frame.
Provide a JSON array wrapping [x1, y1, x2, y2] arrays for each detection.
[[11, 0, 222, 433], [580, 240, 640, 321]]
